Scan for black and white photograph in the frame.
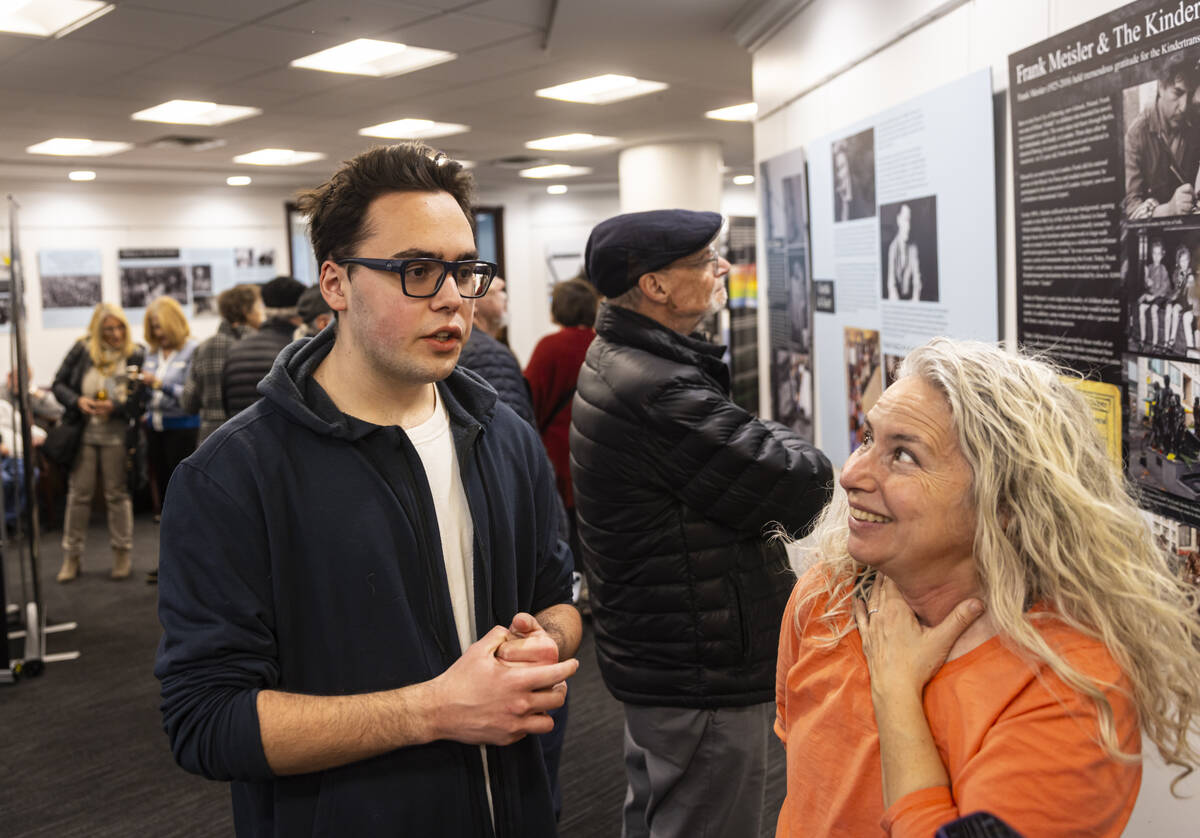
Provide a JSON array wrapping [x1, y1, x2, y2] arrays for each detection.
[[884, 351, 905, 388], [770, 347, 813, 440], [41, 275, 101, 309], [1121, 55, 1200, 221], [782, 173, 808, 245], [1125, 227, 1200, 358], [120, 265, 187, 308], [234, 247, 254, 268], [786, 252, 810, 352], [878, 195, 939, 302], [831, 127, 875, 222], [191, 264, 213, 295], [844, 327, 882, 453], [1125, 354, 1200, 522]]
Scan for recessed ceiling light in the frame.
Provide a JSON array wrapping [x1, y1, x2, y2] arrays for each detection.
[[536, 74, 668, 105], [525, 133, 616, 152], [290, 38, 456, 78], [226, 176, 252, 186], [732, 175, 755, 185], [519, 163, 592, 179], [705, 102, 758, 122], [358, 119, 469, 140], [27, 137, 132, 157], [0, 0, 112, 38], [68, 170, 95, 181], [132, 99, 261, 126], [233, 148, 325, 166], [546, 184, 568, 195]]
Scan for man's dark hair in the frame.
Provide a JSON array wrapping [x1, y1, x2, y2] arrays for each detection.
[[295, 142, 476, 266], [551, 277, 599, 327], [217, 283, 261, 324], [1159, 55, 1200, 89]]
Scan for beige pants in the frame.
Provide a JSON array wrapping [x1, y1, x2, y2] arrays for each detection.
[[62, 442, 132, 554]]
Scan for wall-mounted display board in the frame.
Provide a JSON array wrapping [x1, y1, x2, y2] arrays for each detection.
[[38, 250, 101, 329], [759, 147, 814, 438], [1009, 0, 1200, 528], [807, 69, 998, 467], [118, 247, 277, 322]]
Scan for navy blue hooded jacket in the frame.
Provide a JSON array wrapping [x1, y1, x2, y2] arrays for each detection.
[[154, 324, 573, 837]]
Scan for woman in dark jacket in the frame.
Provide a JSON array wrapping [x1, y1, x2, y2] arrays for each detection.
[[51, 302, 146, 581]]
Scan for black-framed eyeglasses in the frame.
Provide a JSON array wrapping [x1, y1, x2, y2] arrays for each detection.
[[676, 246, 721, 271], [335, 257, 498, 298]]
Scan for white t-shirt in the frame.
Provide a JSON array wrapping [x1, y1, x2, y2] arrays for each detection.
[[406, 385, 494, 825]]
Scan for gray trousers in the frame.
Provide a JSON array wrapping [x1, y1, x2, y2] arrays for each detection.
[[62, 442, 132, 554], [621, 702, 771, 838]]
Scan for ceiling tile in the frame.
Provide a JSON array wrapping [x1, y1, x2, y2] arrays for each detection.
[[379, 10, 537, 50], [257, 0, 436, 36], [463, 0, 553, 29], [0, 40, 169, 93], [185, 23, 341, 64], [66, 7, 235, 51], [123, 0, 301, 23]]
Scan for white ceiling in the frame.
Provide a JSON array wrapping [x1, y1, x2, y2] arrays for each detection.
[[0, 0, 758, 192]]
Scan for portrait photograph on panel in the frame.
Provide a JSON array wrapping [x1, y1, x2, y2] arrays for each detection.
[[1125, 226, 1200, 357], [1142, 509, 1200, 595], [787, 251, 811, 352], [884, 351, 904, 388], [844, 327, 882, 453], [831, 127, 876, 222], [1121, 55, 1200, 221], [878, 195, 939, 302]]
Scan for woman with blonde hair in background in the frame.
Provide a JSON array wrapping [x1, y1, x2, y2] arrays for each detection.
[[51, 302, 146, 581], [140, 297, 199, 583], [775, 337, 1200, 837]]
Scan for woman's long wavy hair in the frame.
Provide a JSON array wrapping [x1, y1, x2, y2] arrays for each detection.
[[795, 337, 1200, 789], [85, 302, 134, 374]]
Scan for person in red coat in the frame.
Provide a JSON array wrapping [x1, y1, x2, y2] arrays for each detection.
[[524, 277, 598, 560]]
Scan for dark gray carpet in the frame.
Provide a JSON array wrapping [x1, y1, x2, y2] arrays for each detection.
[[3, 516, 784, 836]]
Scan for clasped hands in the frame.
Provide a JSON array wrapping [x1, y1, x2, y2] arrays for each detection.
[[77, 396, 115, 417], [429, 612, 577, 747]]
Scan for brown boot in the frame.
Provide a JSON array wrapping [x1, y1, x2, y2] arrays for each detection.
[[57, 554, 80, 583], [111, 549, 132, 580]]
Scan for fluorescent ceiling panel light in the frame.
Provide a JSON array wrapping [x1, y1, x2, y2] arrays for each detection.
[[358, 119, 468, 139], [226, 176, 252, 186], [67, 170, 95, 181], [27, 137, 131, 156], [457, 160, 475, 170], [525, 133, 616, 152], [0, 0, 112, 38], [705, 102, 758, 122], [132, 99, 261, 126], [290, 38, 455, 78], [519, 163, 591, 179], [536, 74, 668, 105], [233, 148, 325, 166], [546, 184, 568, 195], [732, 175, 755, 185]]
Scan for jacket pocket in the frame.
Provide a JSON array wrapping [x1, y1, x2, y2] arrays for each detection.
[[727, 573, 751, 660]]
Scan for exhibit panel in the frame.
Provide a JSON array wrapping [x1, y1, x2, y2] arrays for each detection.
[[807, 68, 999, 467], [1009, 0, 1200, 528]]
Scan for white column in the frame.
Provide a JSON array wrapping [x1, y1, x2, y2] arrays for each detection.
[[618, 141, 724, 213]]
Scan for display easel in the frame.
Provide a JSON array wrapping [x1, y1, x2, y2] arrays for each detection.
[[2, 194, 79, 685]]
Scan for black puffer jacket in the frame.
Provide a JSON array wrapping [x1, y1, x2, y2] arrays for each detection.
[[221, 319, 296, 417], [457, 328, 535, 426], [570, 304, 832, 708]]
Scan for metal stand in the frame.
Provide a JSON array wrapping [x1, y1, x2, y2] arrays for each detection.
[[2, 194, 79, 684]]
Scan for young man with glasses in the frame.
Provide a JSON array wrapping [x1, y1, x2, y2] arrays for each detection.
[[155, 143, 580, 837], [570, 209, 833, 838]]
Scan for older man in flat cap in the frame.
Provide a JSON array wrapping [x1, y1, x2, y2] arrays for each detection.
[[570, 209, 832, 838]]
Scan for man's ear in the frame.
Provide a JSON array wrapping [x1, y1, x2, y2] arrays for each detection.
[[637, 271, 671, 304], [319, 261, 348, 313]]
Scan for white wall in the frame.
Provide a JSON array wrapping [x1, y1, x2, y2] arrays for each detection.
[[0, 179, 292, 386], [752, 0, 1200, 829]]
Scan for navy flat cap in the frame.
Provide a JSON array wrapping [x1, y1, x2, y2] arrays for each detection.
[[585, 209, 723, 298]]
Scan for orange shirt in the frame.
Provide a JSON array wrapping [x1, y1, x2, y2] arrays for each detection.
[[774, 571, 1141, 837]]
